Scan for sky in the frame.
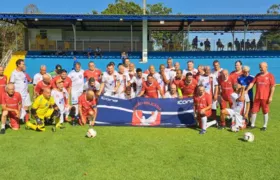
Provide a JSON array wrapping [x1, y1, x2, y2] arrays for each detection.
[[0, 0, 277, 50], [0, 0, 277, 14]]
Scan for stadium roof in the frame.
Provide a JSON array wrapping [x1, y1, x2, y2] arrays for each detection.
[[0, 13, 280, 32]]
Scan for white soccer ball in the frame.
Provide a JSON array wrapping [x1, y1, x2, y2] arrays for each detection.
[[86, 128, 97, 138], [243, 132, 254, 142], [231, 125, 239, 132]]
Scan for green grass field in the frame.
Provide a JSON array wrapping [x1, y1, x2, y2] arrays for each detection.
[[0, 86, 280, 180]]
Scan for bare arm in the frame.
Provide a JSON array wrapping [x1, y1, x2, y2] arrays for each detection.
[[268, 86, 276, 104], [98, 83, 105, 95], [137, 90, 145, 97], [161, 72, 170, 84], [244, 101, 250, 119]]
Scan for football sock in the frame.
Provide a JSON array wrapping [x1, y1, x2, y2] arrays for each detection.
[[201, 116, 207, 130], [1, 124, 5, 129], [26, 121, 37, 131], [24, 113, 29, 123], [207, 120, 217, 128], [263, 113, 269, 128], [250, 114, 257, 127]]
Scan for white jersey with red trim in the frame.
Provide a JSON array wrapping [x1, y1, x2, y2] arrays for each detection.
[[152, 72, 170, 92], [231, 92, 250, 114], [198, 75, 212, 95], [182, 68, 198, 76], [68, 69, 84, 92], [102, 71, 118, 95], [10, 70, 29, 97], [51, 88, 69, 110], [33, 73, 52, 85], [131, 74, 147, 95], [116, 72, 131, 94]]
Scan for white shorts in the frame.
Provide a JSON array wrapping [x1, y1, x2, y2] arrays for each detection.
[[22, 94, 32, 107], [59, 106, 70, 123], [71, 90, 83, 105], [104, 91, 115, 97], [212, 100, 218, 110], [226, 108, 244, 127]]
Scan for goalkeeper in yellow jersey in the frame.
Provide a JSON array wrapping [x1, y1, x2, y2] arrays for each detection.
[[26, 88, 61, 132]]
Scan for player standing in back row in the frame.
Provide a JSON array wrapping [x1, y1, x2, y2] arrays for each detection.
[[246, 62, 275, 131], [10, 59, 32, 123]]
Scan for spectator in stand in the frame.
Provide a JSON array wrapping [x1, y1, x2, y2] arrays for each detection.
[[234, 38, 240, 51], [204, 38, 211, 51], [183, 60, 198, 76], [0, 83, 22, 134], [51, 69, 72, 95], [0, 66, 7, 107], [34, 74, 52, 97], [230, 60, 243, 83], [138, 74, 164, 98], [121, 51, 128, 64], [84, 61, 102, 82], [178, 73, 198, 98], [94, 47, 102, 59], [87, 46, 93, 58], [49, 64, 62, 78], [56, 47, 65, 56], [164, 84, 179, 98]]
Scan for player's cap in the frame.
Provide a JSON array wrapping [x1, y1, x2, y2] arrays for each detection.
[[55, 64, 62, 70]]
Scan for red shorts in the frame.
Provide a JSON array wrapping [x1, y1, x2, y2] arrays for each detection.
[[252, 99, 269, 114], [79, 110, 95, 125], [8, 112, 20, 129], [220, 98, 233, 109], [197, 110, 212, 118]]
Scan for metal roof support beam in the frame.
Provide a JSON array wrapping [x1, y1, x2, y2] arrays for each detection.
[[142, 19, 148, 63], [244, 22, 249, 51], [131, 22, 133, 52], [72, 23, 76, 51]]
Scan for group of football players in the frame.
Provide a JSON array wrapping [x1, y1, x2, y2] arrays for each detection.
[[0, 57, 276, 134]]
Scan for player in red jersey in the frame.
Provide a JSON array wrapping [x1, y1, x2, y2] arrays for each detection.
[[172, 69, 184, 88], [51, 69, 72, 95], [178, 73, 197, 98], [138, 75, 164, 98], [84, 61, 102, 82], [230, 60, 243, 83], [34, 74, 52, 97], [194, 85, 213, 134], [1, 84, 22, 134], [218, 69, 235, 128], [246, 62, 276, 131], [0, 66, 7, 105], [78, 90, 97, 126]]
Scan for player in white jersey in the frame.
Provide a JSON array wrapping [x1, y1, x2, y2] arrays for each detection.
[[165, 58, 175, 73], [169, 62, 180, 81], [51, 79, 71, 125], [33, 65, 51, 99], [130, 68, 147, 96], [198, 66, 213, 95], [123, 58, 130, 73], [10, 59, 31, 123], [221, 84, 250, 130], [99, 63, 119, 97], [182, 60, 198, 76], [148, 65, 170, 95], [118, 86, 135, 100], [116, 65, 131, 97], [84, 77, 101, 92], [68, 62, 84, 117], [164, 84, 179, 98], [211, 60, 223, 121]]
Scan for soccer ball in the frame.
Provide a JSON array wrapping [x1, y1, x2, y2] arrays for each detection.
[[86, 128, 97, 138], [243, 132, 254, 142], [231, 125, 240, 132]]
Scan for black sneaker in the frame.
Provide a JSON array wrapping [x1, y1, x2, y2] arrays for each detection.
[[218, 125, 226, 130], [199, 129, 206, 135], [0, 128, 6, 134], [0, 128, 5, 134], [260, 127, 267, 131]]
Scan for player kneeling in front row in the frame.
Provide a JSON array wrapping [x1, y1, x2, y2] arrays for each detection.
[[26, 88, 61, 132], [220, 84, 250, 132], [194, 85, 216, 134], [0, 84, 22, 134], [78, 90, 97, 126]]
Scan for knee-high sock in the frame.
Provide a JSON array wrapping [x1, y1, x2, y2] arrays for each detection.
[[201, 116, 207, 130], [207, 120, 217, 128], [74, 104, 78, 116], [20, 108, 26, 120], [250, 113, 257, 127], [263, 113, 269, 128], [26, 121, 37, 130]]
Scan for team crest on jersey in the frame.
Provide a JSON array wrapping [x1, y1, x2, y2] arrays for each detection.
[[45, 103, 49, 107], [79, 75, 83, 79]]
